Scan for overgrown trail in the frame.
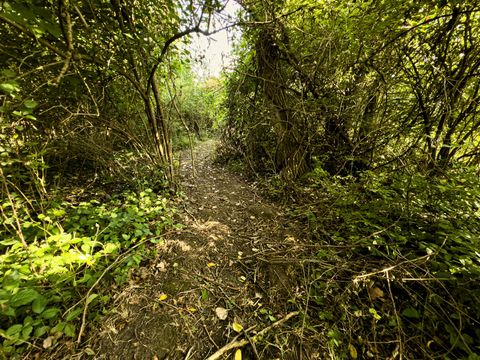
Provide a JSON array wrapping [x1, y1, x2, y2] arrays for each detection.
[[90, 140, 306, 359]]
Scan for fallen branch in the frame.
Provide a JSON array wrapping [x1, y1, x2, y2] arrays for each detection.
[[206, 311, 300, 360]]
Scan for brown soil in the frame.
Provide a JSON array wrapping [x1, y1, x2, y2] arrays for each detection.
[[84, 140, 311, 359]]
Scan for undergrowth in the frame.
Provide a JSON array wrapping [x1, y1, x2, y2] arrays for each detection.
[[264, 166, 480, 359], [0, 74, 178, 359], [0, 187, 175, 359]]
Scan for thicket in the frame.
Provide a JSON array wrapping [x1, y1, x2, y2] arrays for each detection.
[[219, 0, 480, 358]]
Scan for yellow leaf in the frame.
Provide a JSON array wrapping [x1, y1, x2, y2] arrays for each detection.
[[207, 262, 217, 268], [368, 287, 385, 300], [188, 307, 197, 313], [232, 321, 243, 333], [159, 293, 168, 301], [348, 344, 358, 359], [234, 349, 242, 360]]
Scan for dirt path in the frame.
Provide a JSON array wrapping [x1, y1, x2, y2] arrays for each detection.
[[90, 140, 307, 359]]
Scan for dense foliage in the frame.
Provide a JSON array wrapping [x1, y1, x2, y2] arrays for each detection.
[[0, 0, 224, 357], [219, 0, 480, 358], [167, 68, 225, 151], [1, 0, 479, 358], [0, 188, 173, 357], [220, 0, 480, 177]]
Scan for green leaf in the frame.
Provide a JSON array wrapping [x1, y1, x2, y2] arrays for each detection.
[[50, 321, 65, 334], [103, 243, 118, 254], [1, 69, 16, 78], [41, 307, 60, 320], [65, 307, 82, 322], [401, 307, 421, 319], [23, 100, 38, 109], [63, 323, 75, 337], [37, 20, 62, 38], [0, 239, 19, 246], [21, 325, 33, 339], [23, 316, 33, 325], [32, 295, 48, 314], [6, 324, 23, 337], [369, 308, 381, 320], [34, 326, 49, 337], [3, 307, 16, 317], [0, 81, 20, 94], [2, 275, 20, 292], [10, 289, 40, 308], [86, 293, 98, 305]]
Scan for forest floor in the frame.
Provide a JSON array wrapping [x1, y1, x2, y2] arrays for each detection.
[[86, 140, 313, 359]]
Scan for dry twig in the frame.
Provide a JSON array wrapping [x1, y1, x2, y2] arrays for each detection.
[[206, 311, 299, 360]]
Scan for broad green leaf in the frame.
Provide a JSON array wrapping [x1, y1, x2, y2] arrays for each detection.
[[21, 325, 33, 339], [37, 21, 62, 38], [10, 289, 40, 308], [6, 324, 22, 337], [23, 100, 38, 109], [3, 307, 16, 317], [32, 295, 48, 314], [2, 275, 20, 292], [50, 322, 65, 335], [103, 243, 118, 254], [34, 326, 49, 337], [41, 307, 60, 320], [402, 307, 421, 319], [0, 81, 20, 94], [0, 237, 18, 245], [1, 69, 16, 78], [65, 307, 83, 322], [63, 323, 75, 337]]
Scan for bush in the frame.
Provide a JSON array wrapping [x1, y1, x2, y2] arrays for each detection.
[[287, 166, 480, 359]]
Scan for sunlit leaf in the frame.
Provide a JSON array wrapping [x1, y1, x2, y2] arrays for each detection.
[[369, 308, 381, 321], [232, 321, 243, 333], [234, 349, 242, 360], [348, 344, 358, 359]]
